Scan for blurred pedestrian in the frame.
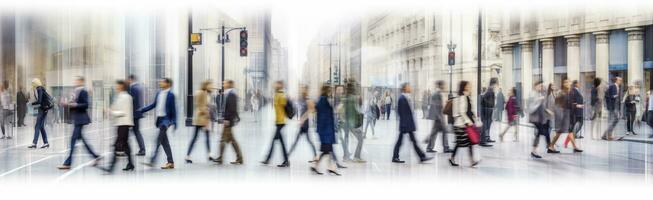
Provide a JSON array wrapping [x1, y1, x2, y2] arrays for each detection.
[[383, 91, 392, 120], [288, 85, 317, 162], [28, 78, 51, 149], [479, 78, 498, 147], [422, 90, 430, 119], [58, 76, 102, 170], [127, 75, 146, 156], [185, 80, 216, 163], [341, 80, 366, 163], [590, 78, 604, 140], [392, 83, 432, 164], [16, 86, 28, 127], [139, 78, 177, 169], [310, 85, 341, 176], [363, 91, 379, 138], [449, 81, 480, 167], [623, 85, 640, 135], [602, 76, 623, 141], [215, 80, 244, 165], [0, 81, 12, 139], [103, 80, 135, 173], [527, 81, 553, 158], [495, 87, 505, 122], [568, 80, 585, 141], [425, 80, 452, 153], [499, 87, 519, 142], [261, 81, 290, 167], [549, 79, 583, 153]]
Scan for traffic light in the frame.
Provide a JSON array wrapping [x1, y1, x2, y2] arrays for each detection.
[[239, 30, 248, 57], [333, 71, 340, 84], [448, 51, 455, 66]]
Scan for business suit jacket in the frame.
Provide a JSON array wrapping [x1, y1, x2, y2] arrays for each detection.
[[139, 90, 177, 128], [222, 90, 239, 125], [605, 84, 621, 111], [427, 90, 444, 121], [32, 86, 49, 113], [69, 87, 91, 125], [570, 88, 584, 117], [192, 90, 210, 126], [397, 94, 416, 133], [128, 83, 144, 119]]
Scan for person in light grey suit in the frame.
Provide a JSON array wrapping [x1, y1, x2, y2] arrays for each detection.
[[425, 81, 452, 153]]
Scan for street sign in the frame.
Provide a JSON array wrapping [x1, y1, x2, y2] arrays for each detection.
[[191, 33, 202, 45]]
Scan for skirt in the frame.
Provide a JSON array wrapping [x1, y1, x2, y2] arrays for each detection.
[[453, 126, 471, 147], [320, 144, 333, 153], [554, 109, 571, 133]]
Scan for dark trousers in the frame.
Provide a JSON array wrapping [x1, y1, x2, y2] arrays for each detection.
[[532, 122, 551, 148], [63, 124, 99, 166], [480, 108, 494, 143], [604, 109, 620, 138], [626, 110, 636, 132], [392, 131, 426, 160], [427, 119, 449, 150], [150, 123, 174, 164], [187, 126, 210, 156], [572, 116, 584, 137], [264, 124, 289, 163], [385, 104, 391, 119], [288, 125, 317, 157], [17, 108, 26, 126], [131, 118, 146, 153], [107, 126, 133, 171], [32, 110, 49, 145]]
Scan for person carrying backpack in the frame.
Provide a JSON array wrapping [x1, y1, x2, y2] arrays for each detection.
[[261, 80, 291, 168], [28, 78, 51, 149]]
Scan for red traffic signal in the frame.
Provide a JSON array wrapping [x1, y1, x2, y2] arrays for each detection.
[[240, 30, 248, 57]]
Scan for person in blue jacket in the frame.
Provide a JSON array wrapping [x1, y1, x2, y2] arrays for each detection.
[[139, 78, 177, 169], [58, 76, 101, 170], [310, 85, 341, 176]]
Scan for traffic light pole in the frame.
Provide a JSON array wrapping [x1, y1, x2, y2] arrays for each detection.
[[186, 12, 195, 126], [319, 43, 337, 97]]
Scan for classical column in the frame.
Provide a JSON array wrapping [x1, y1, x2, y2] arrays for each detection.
[[541, 38, 555, 86], [520, 41, 533, 102], [565, 35, 581, 82], [501, 44, 514, 91], [593, 31, 610, 83], [626, 27, 644, 84]]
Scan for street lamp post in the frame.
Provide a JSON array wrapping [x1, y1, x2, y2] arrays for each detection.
[[186, 12, 195, 126]]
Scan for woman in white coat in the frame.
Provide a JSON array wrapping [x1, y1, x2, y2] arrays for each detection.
[[104, 80, 135, 173]]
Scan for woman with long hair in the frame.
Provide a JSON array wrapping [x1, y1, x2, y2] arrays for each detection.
[[449, 81, 480, 167], [311, 85, 341, 176], [185, 80, 216, 163], [28, 78, 50, 149], [549, 79, 583, 153], [499, 87, 519, 142]]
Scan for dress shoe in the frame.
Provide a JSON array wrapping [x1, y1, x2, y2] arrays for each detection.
[[260, 161, 269, 165], [277, 161, 290, 168], [443, 149, 454, 153], [391, 159, 405, 163], [479, 143, 493, 147], [27, 144, 37, 149], [601, 136, 608, 140], [336, 163, 347, 169], [487, 139, 496, 143], [632, 132, 638, 136], [577, 135, 585, 139], [135, 151, 146, 156], [448, 158, 459, 166], [420, 157, 434, 163], [530, 152, 542, 159], [122, 164, 135, 171], [185, 158, 193, 164], [546, 149, 560, 154], [426, 149, 437, 153], [161, 163, 175, 169], [327, 170, 341, 176], [310, 167, 323, 175], [230, 160, 243, 165], [471, 160, 481, 167], [573, 149, 583, 153], [57, 165, 71, 170], [40, 143, 50, 149], [214, 158, 224, 164], [352, 158, 367, 163]]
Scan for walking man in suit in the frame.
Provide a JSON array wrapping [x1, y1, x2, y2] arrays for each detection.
[[58, 76, 101, 170], [127, 75, 146, 156], [215, 80, 243, 165], [392, 83, 433, 163], [425, 80, 453, 153], [603, 76, 623, 141], [479, 78, 498, 147], [140, 78, 177, 169]]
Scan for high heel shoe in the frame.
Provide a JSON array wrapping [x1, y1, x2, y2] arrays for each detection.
[[310, 167, 323, 175], [327, 170, 341, 176], [122, 164, 135, 171], [40, 143, 50, 149], [448, 158, 459, 166]]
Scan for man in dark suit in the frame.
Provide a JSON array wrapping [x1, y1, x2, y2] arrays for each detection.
[[425, 80, 452, 153], [392, 83, 433, 163], [603, 76, 623, 140], [215, 80, 243, 165], [139, 78, 177, 169], [16, 87, 28, 127], [479, 78, 498, 147], [58, 76, 101, 170], [570, 80, 585, 139], [127, 75, 146, 156]]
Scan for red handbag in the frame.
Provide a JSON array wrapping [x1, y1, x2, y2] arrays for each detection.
[[465, 125, 480, 145]]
